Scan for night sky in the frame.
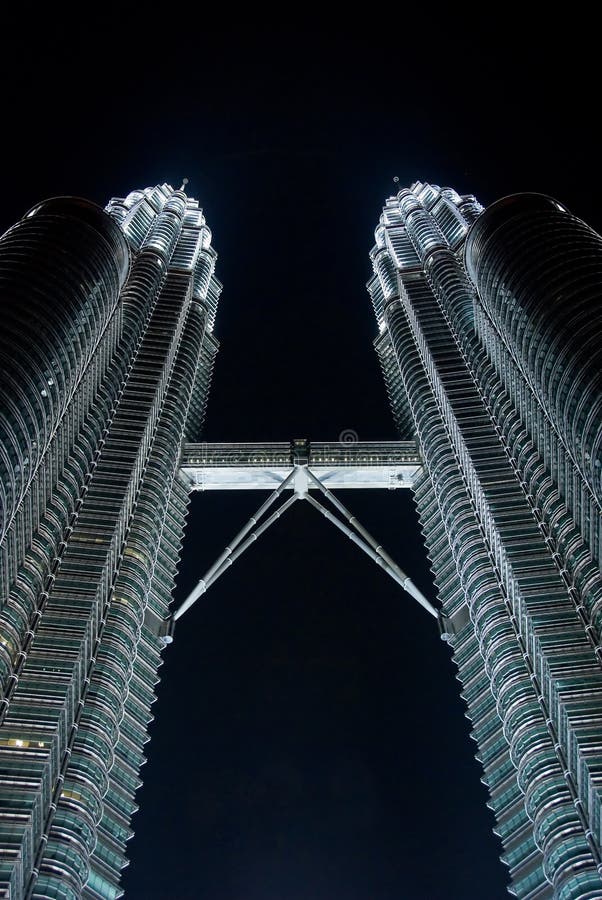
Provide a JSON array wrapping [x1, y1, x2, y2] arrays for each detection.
[[2, 17, 599, 900]]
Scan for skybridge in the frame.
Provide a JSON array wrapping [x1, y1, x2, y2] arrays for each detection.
[[178, 439, 422, 491], [168, 440, 444, 633]]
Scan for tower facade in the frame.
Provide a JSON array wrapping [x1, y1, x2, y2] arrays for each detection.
[[368, 183, 602, 898], [0, 185, 221, 898]]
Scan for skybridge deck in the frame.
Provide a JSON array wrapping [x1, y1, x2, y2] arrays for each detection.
[[179, 440, 422, 490]]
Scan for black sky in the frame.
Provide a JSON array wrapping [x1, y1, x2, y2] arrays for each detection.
[[2, 16, 599, 899]]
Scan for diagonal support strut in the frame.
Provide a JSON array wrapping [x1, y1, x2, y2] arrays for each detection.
[[304, 467, 438, 617], [173, 469, 297, 621]]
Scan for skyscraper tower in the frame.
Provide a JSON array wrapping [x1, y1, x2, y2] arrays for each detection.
[[0, 185, 221, 898], [368, 183, 602, 898]]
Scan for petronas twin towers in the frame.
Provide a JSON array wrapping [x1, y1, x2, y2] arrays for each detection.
[[0, 179, 600, 898]]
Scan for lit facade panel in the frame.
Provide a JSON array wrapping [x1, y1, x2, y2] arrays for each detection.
[[0, 184, 220, 898], [0, 198, 128, 550], [369, 182, 602, 898], [465, 194, 602, 556]]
